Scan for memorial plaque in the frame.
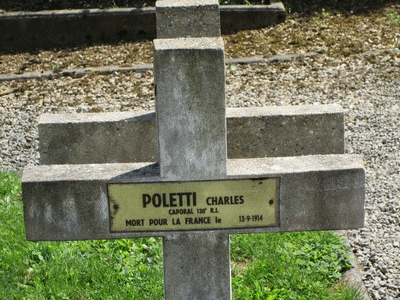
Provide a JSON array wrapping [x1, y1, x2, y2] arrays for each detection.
[[108, 178, 279, 232]]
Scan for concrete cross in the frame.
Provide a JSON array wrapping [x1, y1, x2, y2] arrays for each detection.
[[22, 0, 365, 299]]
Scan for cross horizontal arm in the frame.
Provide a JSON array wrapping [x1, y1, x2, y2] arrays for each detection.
[[38, 104, 345, 165], [22, 154, 364, 241]]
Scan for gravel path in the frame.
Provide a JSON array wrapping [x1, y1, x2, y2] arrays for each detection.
[[1, 49, 399, 299]]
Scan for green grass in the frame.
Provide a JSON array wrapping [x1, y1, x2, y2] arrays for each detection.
[[230, 233, 364, 299], [0, 169, 364, 299], [387, 10, 400, 25]]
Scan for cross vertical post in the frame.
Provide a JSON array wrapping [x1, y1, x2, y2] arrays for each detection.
[[154, 0, 231, 298]]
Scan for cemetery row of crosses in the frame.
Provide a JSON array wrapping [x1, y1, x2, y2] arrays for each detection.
[[22, 0, 365, 299]]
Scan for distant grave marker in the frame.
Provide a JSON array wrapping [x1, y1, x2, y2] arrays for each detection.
[[22, 0, 365, 299]]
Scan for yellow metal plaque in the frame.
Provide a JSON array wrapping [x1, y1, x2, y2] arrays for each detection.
[[108, 178, 279, 232]]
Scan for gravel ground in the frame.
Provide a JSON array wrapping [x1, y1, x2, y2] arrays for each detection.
[[1, 3, 400, 300]]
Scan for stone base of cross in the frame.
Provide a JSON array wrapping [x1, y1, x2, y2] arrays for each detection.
[[22, 1, 364, 299]]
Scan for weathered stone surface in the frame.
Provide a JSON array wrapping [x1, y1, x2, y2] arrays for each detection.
[[38, 105, 344, 165], [39, 111, 157, 165], [22, 154, 365, 241], [0, 8, 157, 52], [163, 232, 231, 300], [154, 37, 226, 181], [155, 11, 229, 296], [156, 0, 220, 39], [227, 104, 344, 158], [220, 2, 285, 34], [228, 154, 365, 232]]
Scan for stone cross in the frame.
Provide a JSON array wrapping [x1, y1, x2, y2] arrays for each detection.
[[155, 1, 230, 297], [22, 0, 365, 299]]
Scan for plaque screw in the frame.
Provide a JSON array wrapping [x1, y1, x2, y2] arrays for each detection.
[[269, 199, 274, 205]]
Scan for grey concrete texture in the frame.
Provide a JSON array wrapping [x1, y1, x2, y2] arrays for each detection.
[[154, 37, 227, 181], [38, 105, 344, 165], [227, 104, 344, 158], [0, 4, 286, 52], [220, 1, 285, 34], [39, 111, 158, 164], [22, 154, 364, 241], [163, 232, 231, 300], [154, 28, 230, 298], [228, 154, 365, 232], [156, 0, 221, 39], [0, 8, 156, 53]]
